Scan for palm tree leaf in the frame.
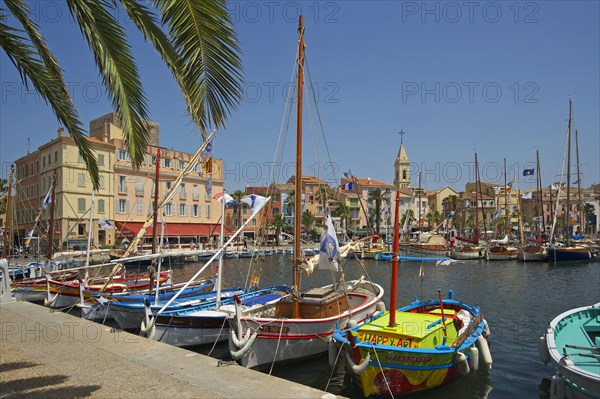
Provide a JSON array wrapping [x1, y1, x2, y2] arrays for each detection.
[[66, 0, 148, 167], [0, 11, 100, 188], [155, 0, 242, 132]]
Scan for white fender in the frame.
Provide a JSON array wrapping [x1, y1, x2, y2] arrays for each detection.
[[476, 336, 493, 369], [76, 280, 91, 309], [550, 373, 566, 399], [539, 333, 551, 364], [229, 330, 257, 360], [482, 319, 491, 338], [347, 319, 358, 329], [44, 274, 58, 307], [376, 302, 386, 312], [345, 350, 370, 375], [230, 327, 253, 348], [455, 351, 470, 375], [0, 259, 12, 303], [139, 298, 156, 339], [468, 346, 479, 372]]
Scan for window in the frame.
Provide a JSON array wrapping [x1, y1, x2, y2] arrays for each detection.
[[48, 154, 51, 165], [150, 155, 157, 165], [117, 199, 129, 214], [117, 149, 130, 161], [179, 203, 186, 216], [252, 219, 256, 227], [163, 158, 172, 168], [54, 151, 58, 163], [178, 160, 186, 170], [180, 184, 186, 199], [402, 169, 407, 180], [42, 157, 46, 167], [98, 154, 105, 166], [166, 181, 172, 192], [164, 202, 174, 216], [78, 223, 86, 236], [204, 190, 211, 201], [99, 175, 105, 190], [78, 198, 86, 212], [136, 199, 143, 215], [98, 199, 105, 214], [136, 177, 144, 196], [206, 205, 211, 218], [118, 176, 127, 194], [78, 172, 86, 187], [192, 204, 200, 217], [193, 185, 199, 200]]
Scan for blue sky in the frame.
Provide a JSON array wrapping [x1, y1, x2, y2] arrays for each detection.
[[1, 1, 598, 193]]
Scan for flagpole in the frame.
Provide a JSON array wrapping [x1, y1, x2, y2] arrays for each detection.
[[84, 190, 94, 283]]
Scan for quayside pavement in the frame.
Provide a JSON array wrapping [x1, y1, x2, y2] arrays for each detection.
[[0, 300, 340, 399]]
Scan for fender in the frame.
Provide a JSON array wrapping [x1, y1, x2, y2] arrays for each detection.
[[345, 350, 370, 375], [229, 330, 257, 360]]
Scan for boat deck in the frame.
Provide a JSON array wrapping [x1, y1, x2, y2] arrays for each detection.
[[554, 305, 600, 375]]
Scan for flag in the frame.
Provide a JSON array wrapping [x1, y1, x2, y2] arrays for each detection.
[[213, 192, 236, 206], [205, 176, 212, 197], [380, 201, 389, 220], [341, 182, 354, 191], [203, 158, 213, 174], [522, 192, 533, 200], [343, 170, 352, 178], [419, 264, 425, 278], [202, 139, 213, 157], [42, 186, 53, 209], [505, 182, 513, 194], [318, 216, 339, 271], [98, 218, 116, 229], [241, 194, 270, 215], [573, 179, 581, 184], [493, 209, 501, 219], [250, 274, 260, 289], [523, 168, 535, 176]]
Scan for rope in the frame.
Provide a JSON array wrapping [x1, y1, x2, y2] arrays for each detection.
[[207, 316, 229, 357], [268, 318, 287, 375], [324, 341, 345, 393], [371, 344, 396, 399]]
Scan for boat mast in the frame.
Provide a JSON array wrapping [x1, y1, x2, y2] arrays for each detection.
[[503, 158, 508, 236], [388, 189, 401, 327], [474, 153, 480, 242], [536, 150, 545, 234], [292, 15, 305, 318], [575, 130, 583, 234], [47, 169, 57, 259], [565, 99, 572, 246], [418, 171, 422, 233], [151, 148, 161, 254], [1, 165, 14, 259]]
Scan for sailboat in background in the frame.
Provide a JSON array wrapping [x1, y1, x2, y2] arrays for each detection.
[[332, 190, 492, 397], [547, 99, 593, 262], [486, 159, 518, 260], [226, 16, 384, 370]]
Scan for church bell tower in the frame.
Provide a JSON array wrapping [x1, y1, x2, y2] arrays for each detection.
[[394, 130, 411, 189]]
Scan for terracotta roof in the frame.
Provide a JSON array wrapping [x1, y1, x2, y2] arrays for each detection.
[[342, 177, 393, 187]]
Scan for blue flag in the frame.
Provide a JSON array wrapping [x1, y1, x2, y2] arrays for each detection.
[[523, 168, 535, 176]]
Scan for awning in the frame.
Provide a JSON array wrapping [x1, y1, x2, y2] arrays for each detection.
[[115, 222, 231, 238]]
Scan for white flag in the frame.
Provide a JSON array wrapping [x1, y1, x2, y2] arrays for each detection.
[[241, 194, 270, 215], [213, 192, 236, 206], [98, 218, 116, 229], [522, 192, 533, 200], [319, 216, 339, 271], [42, 186, 53, 209]]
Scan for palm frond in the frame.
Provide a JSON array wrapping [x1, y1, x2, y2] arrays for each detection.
[[155, 0, 243, 132], [0, 9, 100, 188], [66, 0, 148, 167]]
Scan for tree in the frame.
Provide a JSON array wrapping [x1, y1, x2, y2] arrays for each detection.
[[583, 202, 596, 234], [368, 188, 387, 234], [401, 209, 415, 229], [231, 189, 245, 245], [301, 210, 315, 239], [0, 178, 8, 214], [269, 214, 286, 246], [284, 190, 295, 216], [315, 186, 331, 212], [334, 202, 350, 230], [1, 0, 242, 189]]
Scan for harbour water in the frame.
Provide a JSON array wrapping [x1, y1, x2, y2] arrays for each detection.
[[134, 254, 599, 398]]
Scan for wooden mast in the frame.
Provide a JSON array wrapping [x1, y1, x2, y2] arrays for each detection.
[[536, 150, 545, 234], [151, 148, 161, 254], [474, 153, 480, 242], [292, 15, 305, 318], [1, 165, 15, 259], [565, 98, 572, 246], [503, 158, 508, 235], [388, 189, 401, 327], [575, 130, 583, 235], [47, 169, 57, 259]]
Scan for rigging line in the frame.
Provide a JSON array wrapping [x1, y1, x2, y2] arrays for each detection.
[[305, 56, 337, 182], [268, 317, 287, 376], [324, 340, 345, 393]]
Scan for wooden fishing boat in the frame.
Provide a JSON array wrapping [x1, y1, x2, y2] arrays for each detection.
[[226, 17, 384, 370], [539, 302, 600, 398], [332, 189, 492, 397], [486, 245, 519, 260], [450, 245, 485, 260], [518, 244, 548, 261]]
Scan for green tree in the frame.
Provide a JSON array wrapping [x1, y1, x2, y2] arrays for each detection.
[[284, 190, 295, 216], [269, 214, 286, 246], [0, 178, 8, 214], [334, 202, 350, 230], [315, 186, 331, 212], [583, 202, 595, 234], [368, 188, 387, 234], [1, 0, 242, 189], [301, 210, 315, 239], [401, 209, 415, 228]]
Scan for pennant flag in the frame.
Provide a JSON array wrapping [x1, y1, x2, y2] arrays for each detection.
[[42, 186, 53, 209], [241, 194, 270, 215], [318, 216, 339, 271], [522, 192, 533, 200], [573, 179, 581, 184], [343, 170, 352, 178], [98, 218, 116, 229], [213, 192, 236, 206], [341, 182, 354, 191], [250, 275, 260, 289], [419, 264, 425, 278], [523, 168, 535, 176], [205, 176, 212, 197]]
